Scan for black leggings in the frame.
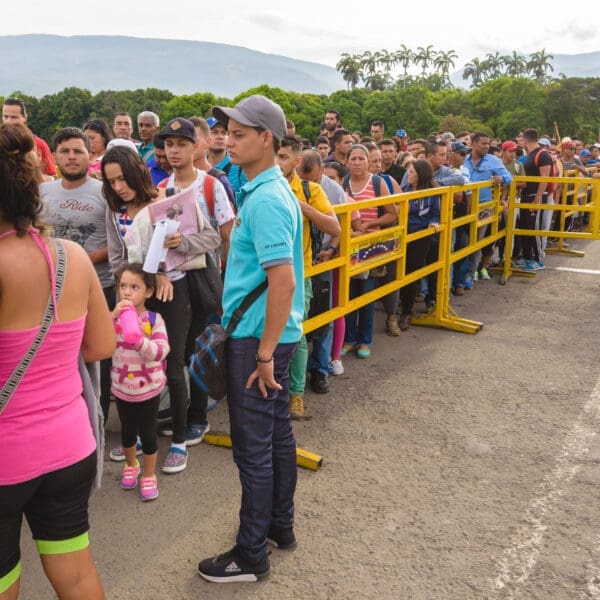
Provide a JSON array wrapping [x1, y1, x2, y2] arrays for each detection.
[[0, 452, 96, 579], [116, 395, 160, 455], [400, 235, 432, 315]]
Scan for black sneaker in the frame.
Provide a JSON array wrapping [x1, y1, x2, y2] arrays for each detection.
[[267, 526, 297, 550], [198, 546, 270, 583], [156, 407, 172, 424], [310, 370, 330, 394], [157, 422, 173, 437]]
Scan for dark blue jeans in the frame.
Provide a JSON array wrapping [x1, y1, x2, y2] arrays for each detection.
[[344, 276, 377, 346], [227, 337, 298, 564]]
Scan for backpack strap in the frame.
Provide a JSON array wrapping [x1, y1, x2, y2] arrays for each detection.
[[372, 174, 382, 197], [342, 173, 352, 196], [301, 179, 311, 203], [300, 179, 324, 263], [147, 311, 156, 330], [204, 173, 215, 218]]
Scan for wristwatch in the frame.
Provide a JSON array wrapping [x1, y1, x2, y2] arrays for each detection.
[[326, 245, 338, 256]]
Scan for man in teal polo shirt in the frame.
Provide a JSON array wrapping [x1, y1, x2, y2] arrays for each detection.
[[198, 95, 304, 583]]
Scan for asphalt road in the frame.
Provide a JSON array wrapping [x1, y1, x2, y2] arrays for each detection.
[[19, 238, 600, 600]]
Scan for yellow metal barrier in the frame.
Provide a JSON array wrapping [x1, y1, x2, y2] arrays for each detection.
[[303, 171, 600, 337], [501, 174, 600, 284]]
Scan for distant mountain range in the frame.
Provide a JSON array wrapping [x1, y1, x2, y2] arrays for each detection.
[[0, 34, 345, 97], [2, 35, 600, 98]]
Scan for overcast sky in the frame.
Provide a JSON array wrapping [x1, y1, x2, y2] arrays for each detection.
[[3, 1, 599, 69]]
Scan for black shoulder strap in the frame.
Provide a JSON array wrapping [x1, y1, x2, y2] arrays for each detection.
[[342, 173, 352, 196], [301, 179, 311, 203], [225, 280, 269, 336], [372, 174, 382, 197]]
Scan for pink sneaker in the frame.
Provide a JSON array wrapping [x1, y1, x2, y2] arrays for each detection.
[[120, 463, 141, 490], [140, 476, 159, 501]]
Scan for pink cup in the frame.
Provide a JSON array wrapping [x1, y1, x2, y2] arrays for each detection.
[[120, 305, 142, 344]]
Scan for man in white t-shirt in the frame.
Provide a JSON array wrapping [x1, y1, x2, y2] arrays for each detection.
[[156, 118, 235, 447], [157, 118, 234, 258], [40, 127, 114, 422]]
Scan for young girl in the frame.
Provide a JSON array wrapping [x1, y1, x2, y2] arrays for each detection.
[[112, 263, 170, 501]]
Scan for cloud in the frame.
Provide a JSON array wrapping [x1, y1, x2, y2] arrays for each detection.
[[245, 13, 287, 30]]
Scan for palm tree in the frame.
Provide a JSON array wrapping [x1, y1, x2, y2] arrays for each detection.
[[335, 53, 362, 90], [463, 57, 485, 88], [527, 49, 554, 84], [503, 51, 527, 77], [485, 51, 504, 79], [359, 50, 379, 87], [433, 49, 458, 85], [414, 45, 437, 79], [375, 49, 395, 76], [394, 45, 414, 88], [363, 72, 390, 91]]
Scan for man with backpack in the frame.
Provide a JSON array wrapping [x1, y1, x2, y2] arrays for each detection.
[[197, 95, 304, 583], [189, 117, 237, 216], [156, 117, 235, 446], [515, 128, 553, 271], [276, 135, 340, 418]]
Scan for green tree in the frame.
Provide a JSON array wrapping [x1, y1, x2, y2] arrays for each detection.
[[470, 77, 545, 138], [359, 50, 379, 86], [36, 87, 93, 142], [414, 45, 436, 79], [503, 51, 527, 77], [463, 58, 485, 89], [394, 45, 414, 86], [336, 53, 362, 90], [485, 52, 504, 79], [433, 50, 458, 86], [160, 92, 219, 122], [527, 49, 554, 84]]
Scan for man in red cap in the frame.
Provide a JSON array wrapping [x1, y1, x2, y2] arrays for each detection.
[[560, 140, 587, 176]]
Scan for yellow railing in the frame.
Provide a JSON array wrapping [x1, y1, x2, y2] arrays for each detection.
[[302, 171, 600, 337]]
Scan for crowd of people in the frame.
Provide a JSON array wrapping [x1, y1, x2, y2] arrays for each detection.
[[0, 94, 595, 595]]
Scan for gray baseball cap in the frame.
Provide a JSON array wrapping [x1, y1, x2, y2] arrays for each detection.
[[212, 95, 287, 142]]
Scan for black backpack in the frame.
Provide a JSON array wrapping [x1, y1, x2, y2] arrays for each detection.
[[300, 179, 331, 340]]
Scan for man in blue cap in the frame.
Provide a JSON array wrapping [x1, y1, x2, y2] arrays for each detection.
[[197, 95, 304, 583], [394, 128, 408, 151], [206, 116, 248, 194]]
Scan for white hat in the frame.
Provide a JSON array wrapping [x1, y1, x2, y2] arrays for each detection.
[[106, 138, 138, 153]]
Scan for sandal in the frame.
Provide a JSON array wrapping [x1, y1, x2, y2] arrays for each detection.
[[340, 343, 355, 357], [356, 344, 371, 358]]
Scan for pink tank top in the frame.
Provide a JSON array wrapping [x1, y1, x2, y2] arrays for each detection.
[[0, 230, 95, 485]]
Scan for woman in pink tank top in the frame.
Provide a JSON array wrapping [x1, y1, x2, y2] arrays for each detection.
[[0, 124, 115, 600]]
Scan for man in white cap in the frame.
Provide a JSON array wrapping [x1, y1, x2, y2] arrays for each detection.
[[197, 95, 304, 583]]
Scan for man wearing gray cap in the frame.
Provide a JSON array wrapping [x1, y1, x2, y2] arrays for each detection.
[[198, 95, 304, 583]]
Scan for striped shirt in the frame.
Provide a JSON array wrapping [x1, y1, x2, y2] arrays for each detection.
[[111, 310, 170, 402], [350, 176, 379, 230]]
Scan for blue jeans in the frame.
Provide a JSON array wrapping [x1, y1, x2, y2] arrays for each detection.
[[307, 271, 333, 376], [227, 337, 298, 564], [344, 276, 377, 346]]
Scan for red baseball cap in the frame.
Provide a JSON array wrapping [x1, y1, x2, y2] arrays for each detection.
[[501, 140, 518, 152], [562, 140, 575, 148]]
